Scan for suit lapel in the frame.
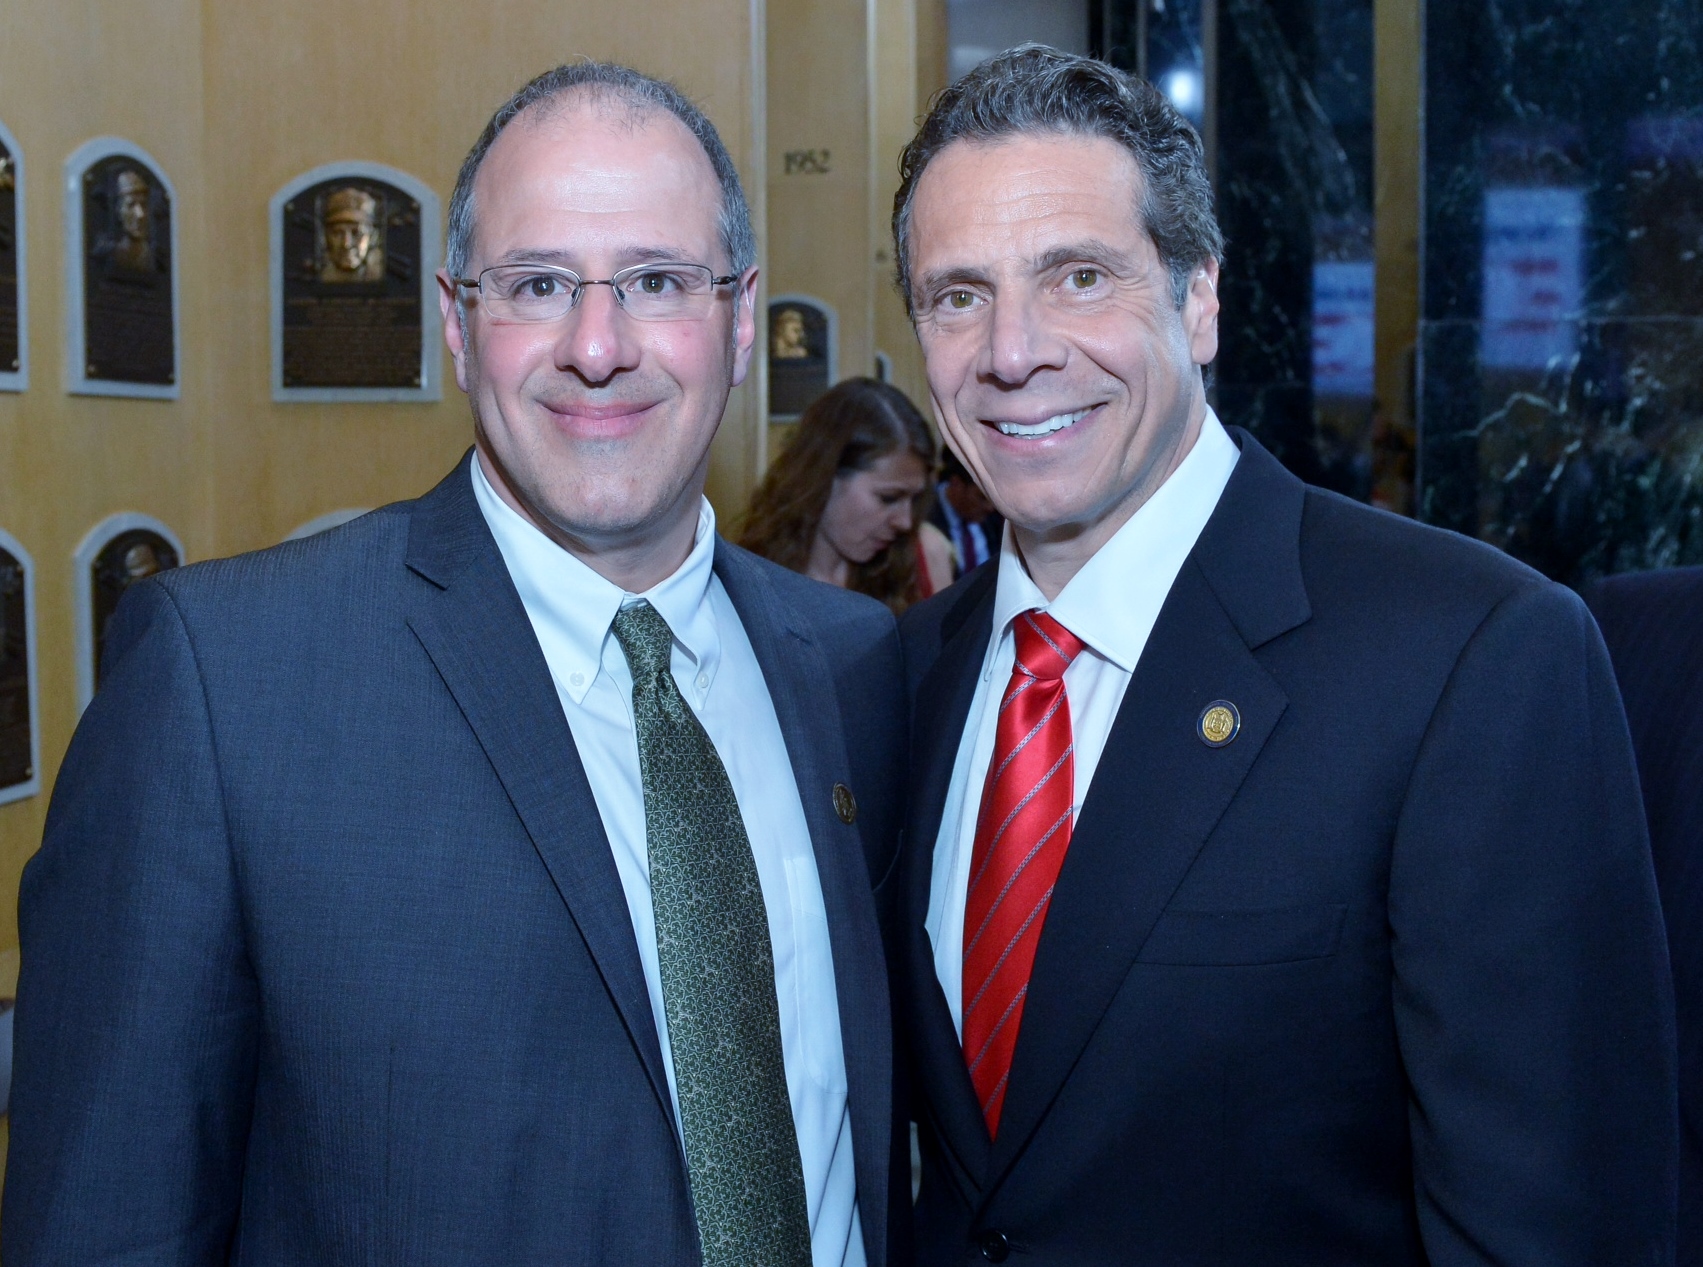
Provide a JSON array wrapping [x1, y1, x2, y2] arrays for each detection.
[[401, 457, 676, 1132], [714, 544, 893, 1267], [984, 431, 1312, 1186], [986, 558, 1288, 1178], [903, 570, 1000, 1185]]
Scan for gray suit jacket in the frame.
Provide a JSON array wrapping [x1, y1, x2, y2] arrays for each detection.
[[5, 455, 910, 1266]]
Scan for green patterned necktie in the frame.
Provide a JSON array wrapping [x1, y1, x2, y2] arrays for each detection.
[[611, 600, 814, 1267]]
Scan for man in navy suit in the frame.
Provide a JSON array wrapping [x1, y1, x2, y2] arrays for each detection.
[[892, 46, 1677, 1264], [6, 63, 905, 1266], [1588, 566, 1703, 1267]]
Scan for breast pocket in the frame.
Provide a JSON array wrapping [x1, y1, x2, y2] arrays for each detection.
[[1135, 903, 1347, 966]]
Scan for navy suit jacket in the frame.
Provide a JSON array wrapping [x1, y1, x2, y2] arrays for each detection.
[[5, 457, 909, 1265], [898, 431, 1678, 1265], [1587, 566, 1703, 1267]]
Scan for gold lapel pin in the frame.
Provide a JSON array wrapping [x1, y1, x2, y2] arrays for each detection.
[[1198, 700, 1241, 747], [832, 783, 858, 825]]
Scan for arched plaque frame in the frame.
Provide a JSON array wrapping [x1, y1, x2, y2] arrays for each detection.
[[0, 529, 40, 807], [270, 162, 442, 403], [73, 512, 186, 713], [64, 137, 180, 400], [767, 292, 838, 421], [0, 118, 29, 393]]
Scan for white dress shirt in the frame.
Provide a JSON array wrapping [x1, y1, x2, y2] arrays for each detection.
[[925, 411, 1241, 1033], [472, 459, 865, 1267]]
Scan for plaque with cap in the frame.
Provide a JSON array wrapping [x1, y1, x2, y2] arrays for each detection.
[[280, 176, 424, 390]]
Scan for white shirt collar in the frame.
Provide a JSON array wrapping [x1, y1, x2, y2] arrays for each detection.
[[989, 408, 1240, 675], [470, 454, 721, 705]]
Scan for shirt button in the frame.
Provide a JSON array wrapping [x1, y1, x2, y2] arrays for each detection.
[[695, 673, 709, 691], [569, 672, 585, 689], [979, 1230, 1010, 1262]]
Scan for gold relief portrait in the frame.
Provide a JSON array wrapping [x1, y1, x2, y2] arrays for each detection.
[[106, 167, 157, 274], [318, 186, 385, 284], [122, 541, 164, 581], [771, 307, 810, 360]]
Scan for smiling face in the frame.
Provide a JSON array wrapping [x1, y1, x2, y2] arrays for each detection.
[[816, 448, 930, 567], [907, 131, 1220, 578], [440, 93, 757, 578]]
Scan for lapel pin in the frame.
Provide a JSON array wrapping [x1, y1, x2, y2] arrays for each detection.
[[832, 783, 858, 825], [1198, 700, 1241, 747]]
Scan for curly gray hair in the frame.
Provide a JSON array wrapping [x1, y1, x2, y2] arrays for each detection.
[[892, 44, 1222, 315]]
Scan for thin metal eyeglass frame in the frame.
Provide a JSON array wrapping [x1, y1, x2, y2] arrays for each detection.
[[453, 262, 740, 322]]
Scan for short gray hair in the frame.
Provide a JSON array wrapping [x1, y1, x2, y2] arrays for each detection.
[[893, 44, 1222, 314], [446, 62, 756, 280]]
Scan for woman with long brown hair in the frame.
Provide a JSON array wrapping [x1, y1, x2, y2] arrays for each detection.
[[740, 377, 954, 611]]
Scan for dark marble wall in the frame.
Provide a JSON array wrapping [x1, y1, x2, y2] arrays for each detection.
[[1101, 0, 1379, 500], [1215, 0, 1376, 500], [1099, 1, 1208, 126], [1420, 0, 1703, 587]]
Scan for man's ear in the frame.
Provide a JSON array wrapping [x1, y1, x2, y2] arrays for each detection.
[[1183, 258, 1220, 368], [729, 266, 761, 388], [437, 269, 471, 394]]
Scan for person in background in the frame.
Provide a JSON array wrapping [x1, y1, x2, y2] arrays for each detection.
[[1587, 565, 1703, 1267], [927, 447, 1002, 579], [742, 376, 953, 610]]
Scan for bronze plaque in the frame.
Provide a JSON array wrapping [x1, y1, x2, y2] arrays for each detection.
[[0, 545, 31, 794], [769, 300, 831, 418], [0, 140, 17, 377], [282, 178, 422, 388], [90, 529, 178, 692], [83, 157, 174, 385]]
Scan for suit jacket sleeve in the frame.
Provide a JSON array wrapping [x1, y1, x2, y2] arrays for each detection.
[[4, 580, 257, 1264], [1389, 581, 1678, 1264]]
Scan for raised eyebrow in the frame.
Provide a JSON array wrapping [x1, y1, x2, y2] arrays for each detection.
[[1034, 240, 1138, 275]]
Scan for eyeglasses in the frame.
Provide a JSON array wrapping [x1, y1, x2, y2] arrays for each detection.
[[454, 262, 740, 323]]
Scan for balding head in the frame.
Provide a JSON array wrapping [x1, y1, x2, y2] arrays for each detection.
[[445, 62, 754, 282]]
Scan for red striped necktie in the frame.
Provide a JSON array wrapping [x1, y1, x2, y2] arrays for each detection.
[[962, 608, 1086, 1137]]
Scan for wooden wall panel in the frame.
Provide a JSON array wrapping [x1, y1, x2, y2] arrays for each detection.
[[0, 2, 764, 1175]]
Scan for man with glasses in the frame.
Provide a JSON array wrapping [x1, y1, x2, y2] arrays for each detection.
[[6, 64, 907, 1267], [894, 46, 1675, 1263]]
